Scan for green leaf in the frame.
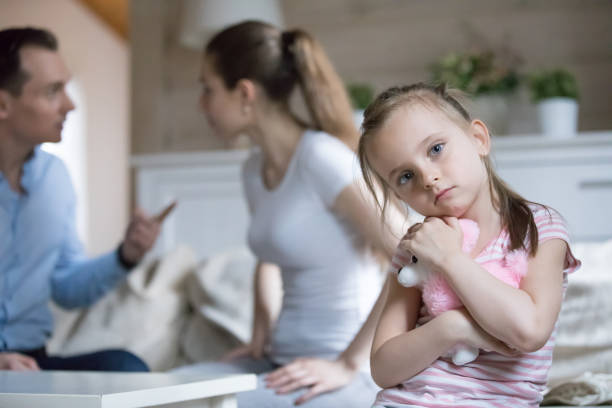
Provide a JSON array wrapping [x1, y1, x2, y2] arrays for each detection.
[[528, 69, 579, 102]]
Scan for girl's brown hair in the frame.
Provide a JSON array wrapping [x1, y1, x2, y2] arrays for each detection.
[[358, 83, 543, 256], [205, 20, 358, 150]]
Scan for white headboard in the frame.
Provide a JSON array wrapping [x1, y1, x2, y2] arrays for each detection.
[[493, 131, 612, 242], [131, 131, 612, 260], [132, 149, 250, 260]]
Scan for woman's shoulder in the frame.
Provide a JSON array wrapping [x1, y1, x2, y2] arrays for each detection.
[[241, 148, 262, 184], [299, 129, 354, 158], [295, 130, 358, 205], [297, 129, 356, 174], [296, 129, 355, 173]]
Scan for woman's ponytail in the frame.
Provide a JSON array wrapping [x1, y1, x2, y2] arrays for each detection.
[[206, 21, 358, 150], [286, 29, 359, 150]]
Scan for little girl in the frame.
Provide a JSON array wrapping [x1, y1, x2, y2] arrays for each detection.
[[357, 83, 581, 407]]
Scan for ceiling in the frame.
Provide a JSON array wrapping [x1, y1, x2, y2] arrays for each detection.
[[77, 0, 128, 40]]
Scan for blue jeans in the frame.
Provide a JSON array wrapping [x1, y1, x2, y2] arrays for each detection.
[[21, 347, 149, 372]]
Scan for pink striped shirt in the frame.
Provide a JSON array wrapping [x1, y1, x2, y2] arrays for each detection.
[[375, 205, 581, 407]]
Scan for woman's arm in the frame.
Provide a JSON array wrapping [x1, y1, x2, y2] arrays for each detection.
[[252, 261, 283, 357], [222, 261, 282, 360], [328, 182, 410, 369], [334, 182, 411, 258]]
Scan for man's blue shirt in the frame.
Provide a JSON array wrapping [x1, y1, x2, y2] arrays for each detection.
[[0, 148, 127, 351]]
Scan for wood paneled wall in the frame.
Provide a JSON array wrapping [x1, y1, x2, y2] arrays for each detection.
[[131, 0, 612, 154]]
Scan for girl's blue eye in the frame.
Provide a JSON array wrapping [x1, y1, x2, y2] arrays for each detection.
[[398, 171, 413, 185], [431, 143, 444, 155]]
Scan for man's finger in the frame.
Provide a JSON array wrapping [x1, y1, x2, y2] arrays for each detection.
[[24, 358, 40, 370], [154, 201, 177, 223], [10, 360, 30, 371], [133, 208, 147, 222]]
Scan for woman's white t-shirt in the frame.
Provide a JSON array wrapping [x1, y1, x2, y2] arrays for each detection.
[[242, 129, 381, 365]]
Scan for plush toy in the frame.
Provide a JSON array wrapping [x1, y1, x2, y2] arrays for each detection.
[[394, 218, 528, 365]]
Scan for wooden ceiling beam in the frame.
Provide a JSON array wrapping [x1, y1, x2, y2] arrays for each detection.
[[77, 0, 128, 40]]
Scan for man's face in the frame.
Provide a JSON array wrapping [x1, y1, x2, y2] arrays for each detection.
[[1, 46, 75, 146]]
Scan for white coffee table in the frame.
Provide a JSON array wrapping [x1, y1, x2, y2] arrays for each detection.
[[0, 370, 256, 408]]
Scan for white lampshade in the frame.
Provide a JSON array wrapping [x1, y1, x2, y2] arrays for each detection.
[[179, 0, 284, 50]]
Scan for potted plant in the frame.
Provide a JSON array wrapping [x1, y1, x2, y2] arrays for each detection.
[[430, 49, 521, 135], [347, 82, 374, 128], [528, 68, 579, 138]]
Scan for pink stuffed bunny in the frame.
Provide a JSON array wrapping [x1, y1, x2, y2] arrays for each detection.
[[393, 218, 528, 365]]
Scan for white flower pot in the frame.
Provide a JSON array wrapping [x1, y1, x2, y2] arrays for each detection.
[[537, 97, 578, 138]]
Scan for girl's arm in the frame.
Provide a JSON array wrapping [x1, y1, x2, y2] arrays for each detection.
[[442, 238, 567, 353], [371, 277, 439, 387], [371, 277, 519, 388]]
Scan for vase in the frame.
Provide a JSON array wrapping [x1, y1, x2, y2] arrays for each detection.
[[537, 97, 578, 138], [471, 94, 511, 136]]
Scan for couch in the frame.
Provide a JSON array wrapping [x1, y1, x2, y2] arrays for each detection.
[[47, 240, 612, 405]]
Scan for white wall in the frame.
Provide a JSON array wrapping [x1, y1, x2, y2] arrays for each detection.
[[1, 0, 129, 255]]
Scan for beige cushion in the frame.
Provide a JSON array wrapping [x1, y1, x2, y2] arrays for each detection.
[[48, 246, 197, 371], [549, 239, 612, 387], [180, 247, 256, 364]]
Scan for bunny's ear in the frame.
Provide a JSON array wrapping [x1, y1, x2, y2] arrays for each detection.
[[458, 218, 480, 253]]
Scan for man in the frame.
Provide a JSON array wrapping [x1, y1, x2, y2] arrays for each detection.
[[0, 27, 161, 371]]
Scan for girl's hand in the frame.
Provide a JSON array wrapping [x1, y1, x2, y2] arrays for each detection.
[[399, 217, 463, 273], [443, 308, 518, 357], [264, 357, 357, 405], [416, 305, 433, 326]]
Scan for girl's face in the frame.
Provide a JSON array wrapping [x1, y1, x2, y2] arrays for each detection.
[[198, 55, 250, 141], [366, 104, 492, 218]]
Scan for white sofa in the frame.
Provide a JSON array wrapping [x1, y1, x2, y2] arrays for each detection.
[[48, 246, 255, 371], [47, 240, 612, 405]]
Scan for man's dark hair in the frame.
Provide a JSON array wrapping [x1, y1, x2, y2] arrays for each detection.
[[0, 27, 58, 96]]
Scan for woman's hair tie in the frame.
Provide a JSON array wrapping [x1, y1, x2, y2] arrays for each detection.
[[281, 30, 297, 58]]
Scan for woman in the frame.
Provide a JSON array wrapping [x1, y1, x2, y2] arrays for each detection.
[[178, 20, 406, 407]]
